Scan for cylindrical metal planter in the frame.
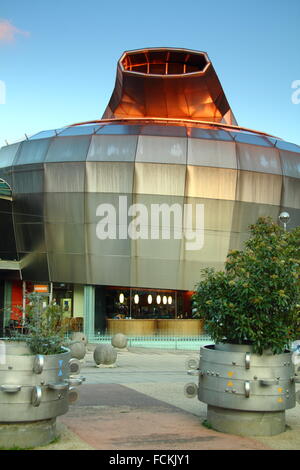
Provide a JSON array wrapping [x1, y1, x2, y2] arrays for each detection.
[[0, 340, 82, 448], [198, 343, 296, 436]]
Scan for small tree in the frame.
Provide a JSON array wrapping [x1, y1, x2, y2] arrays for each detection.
[[193, 217, 300, 354]]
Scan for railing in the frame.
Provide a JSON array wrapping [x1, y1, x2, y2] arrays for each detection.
[[88, 334, 212, 350]]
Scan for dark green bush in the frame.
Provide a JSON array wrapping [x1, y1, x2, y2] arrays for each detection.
[[193, 217, 300, 354]]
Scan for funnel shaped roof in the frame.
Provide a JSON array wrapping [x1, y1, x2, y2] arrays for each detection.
[[102, 47, 237, 125]]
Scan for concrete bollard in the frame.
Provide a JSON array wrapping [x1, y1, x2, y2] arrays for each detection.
[[93, 344, 117, 368], [111, 333, 128, 349]]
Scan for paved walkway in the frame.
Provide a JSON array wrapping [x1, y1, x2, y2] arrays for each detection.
[[36, 346, 300, 450]]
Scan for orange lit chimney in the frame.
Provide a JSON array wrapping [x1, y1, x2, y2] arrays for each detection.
[[102, 47, 237, 125]]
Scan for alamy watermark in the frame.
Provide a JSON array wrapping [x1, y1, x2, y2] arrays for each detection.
[[291, 80, 300, 104], [95, 196, 204, 251], [0, 80, 6, 104]]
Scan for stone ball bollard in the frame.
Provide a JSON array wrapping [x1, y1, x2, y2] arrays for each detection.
[[69, 341, 86, 360], [71, 332, 88, 345], [93, 344, 117, 366], [111, 333, 128, 349]]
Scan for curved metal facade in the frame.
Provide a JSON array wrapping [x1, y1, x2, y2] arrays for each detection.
[[0, 48, 299, 291]]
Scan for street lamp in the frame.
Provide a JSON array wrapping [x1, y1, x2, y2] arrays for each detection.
[[278, 211, 290, 232]]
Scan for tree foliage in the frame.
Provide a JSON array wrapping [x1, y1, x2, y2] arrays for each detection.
[[193, 217, 300, 354], [23, 294, 68, 355]]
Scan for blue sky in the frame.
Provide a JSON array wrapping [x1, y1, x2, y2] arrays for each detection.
[[0, 0, 299, 146]]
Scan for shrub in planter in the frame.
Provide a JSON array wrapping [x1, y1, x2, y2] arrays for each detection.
[[191, 217, 300, 436], [193, 217, 300, 353], [23, 293, 69, 355], [0, 294, 83, 448]]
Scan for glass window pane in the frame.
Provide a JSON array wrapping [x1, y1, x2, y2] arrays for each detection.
[[58, 125, 101, 136], [187, 139, 237, 169], [140, 125, 186, 137], [87, 135, 138, 162], [45, 136, 91, 162], [188, 128, 233, 141], [96, 124, 142, 135], [232, 132, 273, 147], [29, 129, 64, 140], [276, 140, 300, 153], [136, 136, 187, 165], [237, 143, 282, 174], [0, 143, 20, 168]]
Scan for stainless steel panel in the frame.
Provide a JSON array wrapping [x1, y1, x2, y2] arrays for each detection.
[[13, 139, 51, 165], [48, 253, 86, 284], [46, 223, 85, 254], [187, 139, 237, 169], [15, 223, 45, 252], [85, 192, 134, 224], [236, 170, 282, 205], [184, 197, 235, 232], [279, 150, 300, 178], [0, 143, 21, 168], [12, 164, 44, 194], [186, 166, 237, 200], [136, 136, 187, 164], [134, 163, 186, 196], [87, 135, 138, 162], [237, 143, 282, 174], [45, 136, 91, 162], [44, 162, 85, 193], [86, 224, 131, 256], [44, 193, 84, 224], [86, 162, 134, 193], [86, 254, 131, 286], [20, 253, 49, 281], [130, 256, 182, 290], [281, 176, 300, 209]]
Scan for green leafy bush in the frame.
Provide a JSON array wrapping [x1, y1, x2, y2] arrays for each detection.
[[23, 294, 68, 355], [193, 217, 300, 354]]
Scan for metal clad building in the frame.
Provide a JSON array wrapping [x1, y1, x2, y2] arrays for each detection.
[[0, 48, 299, 337]]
